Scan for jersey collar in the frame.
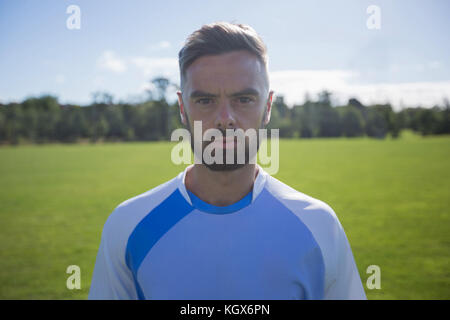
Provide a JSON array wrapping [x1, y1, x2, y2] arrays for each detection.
[[177, 164, 268, 212]]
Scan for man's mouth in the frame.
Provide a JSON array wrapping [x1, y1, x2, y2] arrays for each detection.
[[209, 136, 237, 149]]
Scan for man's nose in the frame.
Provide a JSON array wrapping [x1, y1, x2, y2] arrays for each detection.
[[214, 99, 236, 129]]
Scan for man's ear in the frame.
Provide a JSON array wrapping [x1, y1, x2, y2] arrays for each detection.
[[263, 90, 274, 125], [177, 91, 187, 125]]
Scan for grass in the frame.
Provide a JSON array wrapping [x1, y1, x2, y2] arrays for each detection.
[[0, 130, 449, 299]]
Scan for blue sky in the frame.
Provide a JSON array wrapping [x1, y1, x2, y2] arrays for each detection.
[[0, 0, 449, 110]]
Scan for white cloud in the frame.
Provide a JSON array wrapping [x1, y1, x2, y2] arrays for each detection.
[[156, 41, 171, 49], [270, 69, 357, 96], [349, 81, 450, 109], [147, 41, 172, 52], [130, 56, 179, 79], [387, 61, 443, 75], [269, 69, 450, 110], [97, 50, 127, 73]]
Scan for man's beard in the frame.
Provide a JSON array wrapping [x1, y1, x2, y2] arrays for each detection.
[[185, 113, 266, 172]]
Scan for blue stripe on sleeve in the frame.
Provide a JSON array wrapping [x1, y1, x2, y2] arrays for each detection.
[[125, 189, 194, 299]]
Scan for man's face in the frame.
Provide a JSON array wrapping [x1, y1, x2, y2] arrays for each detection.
[[177, 50, 274, 171]]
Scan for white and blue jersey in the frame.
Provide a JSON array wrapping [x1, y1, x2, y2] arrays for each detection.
[[88, 165, 366, 300]]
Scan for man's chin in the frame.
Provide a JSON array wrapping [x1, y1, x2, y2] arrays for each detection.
[[202, 145, 254, 171]]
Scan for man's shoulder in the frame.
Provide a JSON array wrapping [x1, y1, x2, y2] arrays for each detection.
[[103, 174, 181, 236], [116, 176, 179, 213], [264, 174, 346, 281], [264, 174, 341, 229]]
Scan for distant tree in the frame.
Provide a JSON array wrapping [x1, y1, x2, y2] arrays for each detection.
[[71, 107, 89, 139], [55, 107, 76, 142], [341, 106, 364, 137], [267, 95, 293, 137], [435, 99, 450, 134], [22, 95, 60, 142], [90, 115, 109, 142], [348, 98, 364, 109], [272, 95, 289, 118], [400, 107, 421, 132], [146, 77, 174, 139], [21, 103, 38, 141], [91, 91, 114, 105], [2, 103, 23, 144], [0, 110, 6, 142], [367, 104, 400, 139], [151, 77, 170, 101], [416, 107, 440, 136], [389, 112, 402, 138], [317, 105, 341, 137], [348, 97, 368, 121], [366, 107, 388, 138], [318, 90, 332, 106], [154, 100, 170, 139], [298, 105, 314, 138], [168, 101, 183, 133], [104, 105, 126, 140]]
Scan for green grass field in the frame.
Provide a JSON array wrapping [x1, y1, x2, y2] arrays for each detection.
[[0, 130, 449, 299]]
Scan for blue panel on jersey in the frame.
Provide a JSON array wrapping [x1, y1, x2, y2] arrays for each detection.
[[187, 189, 253, 214], [125, 189, 194, 298]]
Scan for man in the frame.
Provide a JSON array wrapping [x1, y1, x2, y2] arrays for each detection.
[[88, 22, 366, 300]]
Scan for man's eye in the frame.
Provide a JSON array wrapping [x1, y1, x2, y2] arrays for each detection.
[[196, 98, 212, 105], [238, 97, 253, 103]]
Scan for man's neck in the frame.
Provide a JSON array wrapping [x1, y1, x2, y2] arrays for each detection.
[[185, 163, 259, 207]]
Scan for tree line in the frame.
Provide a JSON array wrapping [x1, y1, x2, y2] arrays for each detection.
[[0, 78, 449, 145]]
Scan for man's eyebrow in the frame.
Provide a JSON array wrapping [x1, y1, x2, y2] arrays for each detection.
[[189, 88, 260, 99], [229, 88, 260, 97], [190, 91, 217, 99]]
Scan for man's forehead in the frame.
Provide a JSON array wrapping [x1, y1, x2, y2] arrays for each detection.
[[188, 50, 263, 71], [184, 51, 266, 94]]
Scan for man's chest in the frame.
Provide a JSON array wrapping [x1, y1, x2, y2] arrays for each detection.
[[133, 212, 325, 299]]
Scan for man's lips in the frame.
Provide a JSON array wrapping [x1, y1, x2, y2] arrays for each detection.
[[209, 136, 238, 148]]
